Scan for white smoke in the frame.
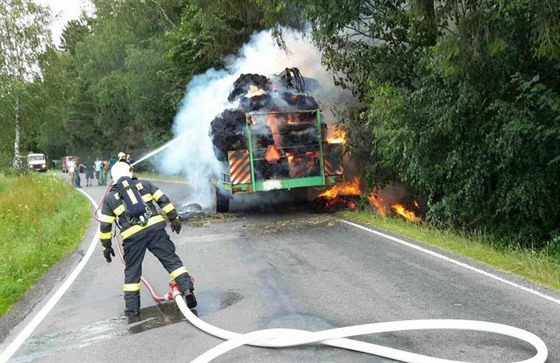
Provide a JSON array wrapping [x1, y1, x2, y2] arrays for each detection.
[[157, 29, 354, 212]]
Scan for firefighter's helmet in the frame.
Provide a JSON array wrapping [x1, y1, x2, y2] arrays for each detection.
[[111, 161, 132, 184]]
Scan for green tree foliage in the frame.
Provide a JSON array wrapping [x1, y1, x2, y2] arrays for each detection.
[[300, 0, 560, 248], [374, 0, 560, 247], [60, 17, 91, 55], [34, 48, 78, 159], [293, 0, 431, 98], [0, 0, 52, 168], [61, 0, 188, 157]]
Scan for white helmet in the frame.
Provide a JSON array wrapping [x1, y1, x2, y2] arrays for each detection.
[[111, 161, 132, 184]]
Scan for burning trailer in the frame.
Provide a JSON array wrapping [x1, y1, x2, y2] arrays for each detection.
[[210, 68, 345, 212]]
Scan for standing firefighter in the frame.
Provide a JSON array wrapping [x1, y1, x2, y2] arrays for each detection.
[[99, 161, 196, 316]]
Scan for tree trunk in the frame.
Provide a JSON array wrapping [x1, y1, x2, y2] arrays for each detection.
[[411, 0, 436, 46], [12, 96, 21, 169]]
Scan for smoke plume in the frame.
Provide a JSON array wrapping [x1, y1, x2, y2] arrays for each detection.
[[156, 29, 354, 211]]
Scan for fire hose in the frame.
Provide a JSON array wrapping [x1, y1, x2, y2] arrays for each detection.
[[172, 293, 548, 363], [94, 184, 549, 363]]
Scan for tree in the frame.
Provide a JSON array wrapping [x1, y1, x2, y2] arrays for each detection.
[[60, 17, 91, 55], [0, 0, 52, 169]]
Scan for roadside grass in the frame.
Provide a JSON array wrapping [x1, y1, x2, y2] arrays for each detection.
[[338, 210, 560, 292], [0, 173, 91, 316]]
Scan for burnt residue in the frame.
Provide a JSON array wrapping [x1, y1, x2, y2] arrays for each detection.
[[307, 195, 361, 214], [178, 203, 206, 220]]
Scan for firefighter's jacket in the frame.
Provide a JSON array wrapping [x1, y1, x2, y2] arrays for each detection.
[[99, 178, 178, 248]]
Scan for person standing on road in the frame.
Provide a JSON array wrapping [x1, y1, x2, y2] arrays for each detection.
[[86, 162, 95, 186], [98, 160, 197, 317], [74, 158, 85, 188], [99, 160, 109, 186], [108, 155, 117, 178], [94, 158, 103, 185], [67, 157, 75, 186]]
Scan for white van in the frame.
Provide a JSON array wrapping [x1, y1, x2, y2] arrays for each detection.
[[27, 153, 48, 172]]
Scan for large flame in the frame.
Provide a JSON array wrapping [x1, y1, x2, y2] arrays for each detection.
[[391, 204, 421, 223], [319, 176, 361, 198], [314, 177, 423, 220], [367, 190, 422, 223], [367, 192, 388, 217], [326, 126, 346, 144]]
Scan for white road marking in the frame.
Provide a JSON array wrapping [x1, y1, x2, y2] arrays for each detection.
[[340, 219, 560, 305], [0, 190, 100, 363]]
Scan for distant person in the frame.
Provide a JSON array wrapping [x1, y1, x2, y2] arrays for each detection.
[[99, 160, 109, 186], [94, 158, 103, 184], [86, 163, 95, 187], [67, 157, 75, 186], [99, 161, 196, 317], [108, 155, 118, 178], [74, 158, 85, 188], [109, 155, 118, 167]]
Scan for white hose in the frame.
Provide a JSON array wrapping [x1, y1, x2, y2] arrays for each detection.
[[174, 297, 548, 363]]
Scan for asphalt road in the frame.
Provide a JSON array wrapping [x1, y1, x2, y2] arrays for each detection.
[[1, 177, 559, 362]]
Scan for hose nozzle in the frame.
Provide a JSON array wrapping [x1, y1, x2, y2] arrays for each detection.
[[164, 279, 182, 301]]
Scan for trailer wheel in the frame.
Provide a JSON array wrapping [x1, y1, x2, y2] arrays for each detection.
[[216, 188, 230, 213]]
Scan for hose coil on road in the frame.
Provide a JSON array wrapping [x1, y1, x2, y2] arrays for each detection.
[[172, 296, 548, 363]]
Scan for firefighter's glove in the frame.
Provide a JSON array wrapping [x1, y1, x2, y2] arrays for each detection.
[[103, 246, 115, 263], [170, 218, 182, 234]]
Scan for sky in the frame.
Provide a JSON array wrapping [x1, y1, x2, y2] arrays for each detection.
[[35, 0, 92, 45]]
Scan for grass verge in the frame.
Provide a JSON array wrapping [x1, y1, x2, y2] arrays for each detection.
[[0, 173, 91, 316], [338, 210, 560, 292]]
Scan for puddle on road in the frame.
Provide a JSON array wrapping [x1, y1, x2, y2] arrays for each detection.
[[10, 290, 243, 362]]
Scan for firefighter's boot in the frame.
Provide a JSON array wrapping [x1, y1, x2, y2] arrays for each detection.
[[124, 308, 140, 316], [183, 289, 197, 309]]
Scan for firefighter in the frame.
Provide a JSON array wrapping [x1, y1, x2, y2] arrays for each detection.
[[99, 160, 196, 316], [118, 151, 127, 163]]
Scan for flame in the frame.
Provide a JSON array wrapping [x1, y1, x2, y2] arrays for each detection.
[[247, 85, 266, 98], [266, 114, 283, 146], [367, 191, 421, 222], [391, 204, 421, 223], [326, 126, 346, 144], [319, 176, 361, 198], [367, 192, 388, 217]]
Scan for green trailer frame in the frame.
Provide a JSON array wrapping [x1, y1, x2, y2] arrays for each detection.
[[215, 109, 343, 211]]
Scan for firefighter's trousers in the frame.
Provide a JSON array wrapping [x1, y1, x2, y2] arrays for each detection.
[[122, 227, 194, 311]]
